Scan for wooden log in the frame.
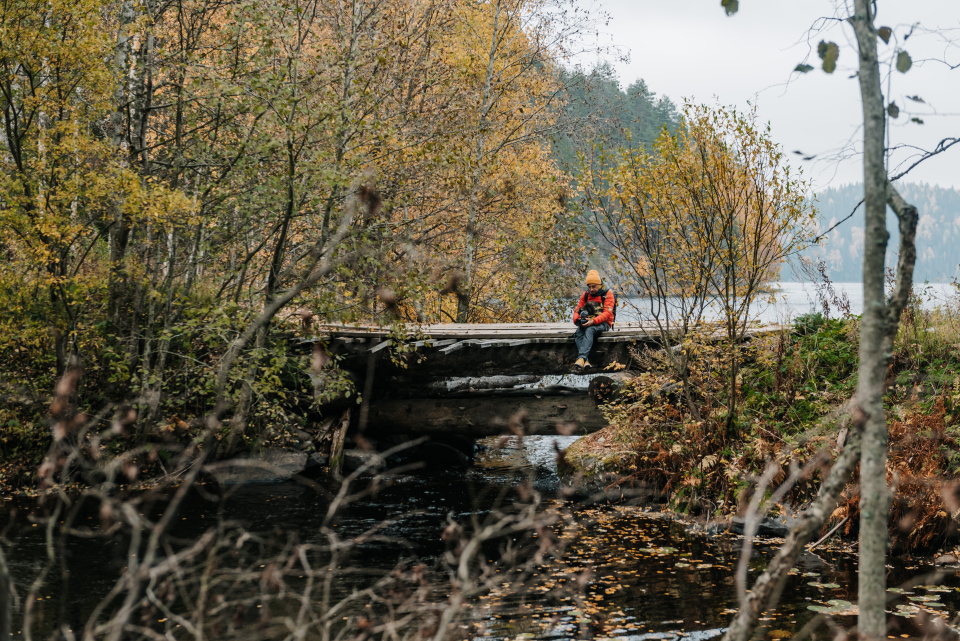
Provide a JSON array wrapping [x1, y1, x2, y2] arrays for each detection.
[[311, 321, 781, 341], [328, 409, 350, 475], [424, 375, 542, 393], [363, 391, 604, 437], [337, 339, 647, 379]]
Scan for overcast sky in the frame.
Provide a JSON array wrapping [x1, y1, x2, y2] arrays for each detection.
[[586, 0, 960, 192]]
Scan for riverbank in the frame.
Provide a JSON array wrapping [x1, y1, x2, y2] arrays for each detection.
[[561, 304, 960, 551]]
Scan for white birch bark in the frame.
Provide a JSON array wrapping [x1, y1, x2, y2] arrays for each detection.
[[851, 2, 891, 637]]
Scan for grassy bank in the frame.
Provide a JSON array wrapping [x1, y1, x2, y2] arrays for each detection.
[[566, 290, 960, 550]]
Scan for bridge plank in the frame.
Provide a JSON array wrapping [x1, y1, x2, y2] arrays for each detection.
[[313, 322, 781, 341], [369, 340, 393, 353]]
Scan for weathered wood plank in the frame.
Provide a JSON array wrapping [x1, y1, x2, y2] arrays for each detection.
[[311, 321, 781, 342], [369, 340, 392, 353], [365, 393, 604, 437], [320, 322, 783, 379]]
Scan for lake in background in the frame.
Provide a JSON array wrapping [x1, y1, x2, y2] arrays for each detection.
[[618, 281, 959, 325]]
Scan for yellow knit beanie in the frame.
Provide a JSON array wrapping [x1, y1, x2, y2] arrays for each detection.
[[585, 270, 601, 286]]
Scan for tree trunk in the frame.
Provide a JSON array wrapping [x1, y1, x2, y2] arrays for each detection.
[[457, 0, 503, 323], [852, 3, 893, 638]]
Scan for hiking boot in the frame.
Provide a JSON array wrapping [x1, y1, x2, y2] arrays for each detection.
[[573, 358, 587, 369], [581, 360, 592, 369]]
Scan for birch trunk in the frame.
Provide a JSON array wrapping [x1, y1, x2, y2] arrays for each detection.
[[457, 0, 503, 323], [725, 3, 922, 638], [852, 2, 893, 637]]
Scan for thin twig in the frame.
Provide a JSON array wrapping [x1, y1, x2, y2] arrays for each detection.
[[807, 516, 849, 551]]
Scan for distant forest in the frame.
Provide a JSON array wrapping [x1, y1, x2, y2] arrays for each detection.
[[553, 63, 682, 170], [553, 71, 960, 288], [799, 183, 960, 283]]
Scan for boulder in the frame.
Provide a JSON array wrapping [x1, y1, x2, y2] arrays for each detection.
[[726, 515, 796, 538], [207, 448, 309, 486]]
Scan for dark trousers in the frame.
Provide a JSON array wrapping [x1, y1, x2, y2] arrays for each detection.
[[574, 322, 610, 360]]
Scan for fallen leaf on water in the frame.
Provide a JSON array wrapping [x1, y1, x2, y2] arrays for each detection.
[[808, 600, 856, 616], [908, 595, 941, 603]]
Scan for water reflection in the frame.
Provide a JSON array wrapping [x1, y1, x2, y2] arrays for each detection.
[[3, 435, 960, 640]]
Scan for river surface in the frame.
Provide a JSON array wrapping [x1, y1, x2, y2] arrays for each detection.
[[5, 435, 960, 639]]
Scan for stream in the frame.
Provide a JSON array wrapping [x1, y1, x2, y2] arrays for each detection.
[[5, 435, 960, 639]]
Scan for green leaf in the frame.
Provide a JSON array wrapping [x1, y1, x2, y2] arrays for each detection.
[[907, 94, 925, 103], [808, 581, 840, 589], [911, 117, 924, 125], [897, 50, 913, 73], [794, 64, 814, 73], [878, 27, 892, 44], [721, 0, 738, 16], [808, 599, 854, 614], [818, 41, 839, 74], [887, 101, 900, 118]]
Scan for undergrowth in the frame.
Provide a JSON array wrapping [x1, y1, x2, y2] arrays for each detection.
[[599, 290, 960, 550], [0, 298, 336, 491]]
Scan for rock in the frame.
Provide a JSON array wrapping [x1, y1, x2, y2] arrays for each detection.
[[383, 440, 473, 472], [288, 426, 316, 448], [208, 448, 308, 485], [705, 521, 732, 535], [343, 449, 384, 474], [588, 375, 630, 404], [305, 452, 328, 471], [730, 516, 793, 538], [934, 554, 958, 566]]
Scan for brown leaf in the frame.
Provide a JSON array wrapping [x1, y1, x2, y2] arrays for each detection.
[[440, 271, 462, 295], [377, 287, 398, 317], [55, 368, 80, 398], [508, 410, 529, 436], [311, 343, 330, 372], [555, 421, 577, 436]]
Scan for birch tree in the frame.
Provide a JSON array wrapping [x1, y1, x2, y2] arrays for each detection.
[[450, 0, 597, 321], [581, 103, 815, 418], [720, 1, 954, 639]]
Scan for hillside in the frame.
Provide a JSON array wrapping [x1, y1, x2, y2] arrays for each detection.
[[803, 183, 960, 283]]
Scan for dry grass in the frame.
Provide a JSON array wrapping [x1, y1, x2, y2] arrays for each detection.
[[590, 291, 960, 549]]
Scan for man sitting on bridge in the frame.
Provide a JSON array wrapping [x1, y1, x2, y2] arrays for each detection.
[[572, 270, 616, 370]]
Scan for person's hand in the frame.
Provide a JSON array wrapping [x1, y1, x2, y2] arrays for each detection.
[[583, 319, 594, 327]]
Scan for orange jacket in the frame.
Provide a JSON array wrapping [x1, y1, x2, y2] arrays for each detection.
[[572, 287, 615, 326]]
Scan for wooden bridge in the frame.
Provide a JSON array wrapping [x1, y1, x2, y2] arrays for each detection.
[[312, 321, 780, 442], [318, 321, 683, 378]]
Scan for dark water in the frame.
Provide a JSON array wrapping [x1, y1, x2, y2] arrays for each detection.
[[4, 436, 960, 639]]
